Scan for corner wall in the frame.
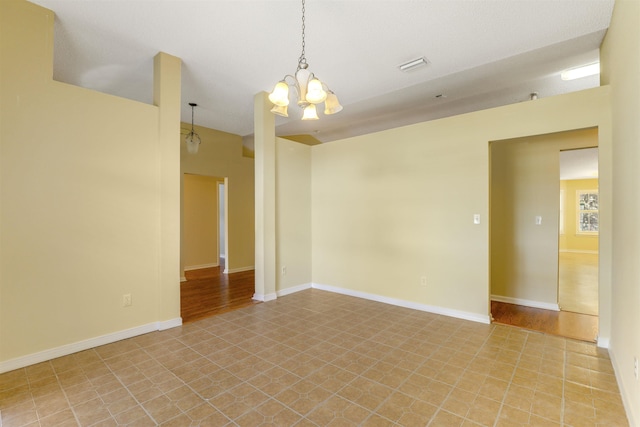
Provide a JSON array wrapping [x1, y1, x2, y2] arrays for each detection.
[[275, 138, 312, 294], [600, 0, 640, 423], [0, 0, 181, 370]]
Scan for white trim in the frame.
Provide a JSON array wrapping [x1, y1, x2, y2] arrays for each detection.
[[596, 336, 609, 348], [220, 254, 226, 259], [252, 292, 277, 302], [0, 318, 182, 374], [491, 294, 560, 311], [559, 249, 599, 254], [158, 318, 183, 331], [226, 266, 255, 274], [180, 276, 187, 282], [313, 283, 490, 324], [184, 263, 219, 271], [277, 283, 312, 297]]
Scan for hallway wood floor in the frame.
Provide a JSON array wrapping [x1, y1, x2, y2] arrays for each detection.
[[492, 252, 599, 342], [559, 251, 598, 315], [180, 260, 258, 323], [491, 301, 598, 342]]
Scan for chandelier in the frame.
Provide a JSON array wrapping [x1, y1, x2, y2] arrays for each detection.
[[185, 103, 201, 154], [268, 0, 342, 120]]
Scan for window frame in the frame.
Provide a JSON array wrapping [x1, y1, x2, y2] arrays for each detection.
[[576, 189, 599, 235]]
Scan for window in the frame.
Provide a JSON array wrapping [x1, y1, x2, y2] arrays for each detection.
[[577, 190, 598, 233]]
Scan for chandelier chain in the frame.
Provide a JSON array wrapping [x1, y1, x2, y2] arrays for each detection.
[[297, 0, 307, 70]]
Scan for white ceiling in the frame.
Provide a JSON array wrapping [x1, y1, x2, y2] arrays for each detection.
[[28, 0, 614, 144], [560, 147, 599, 180]]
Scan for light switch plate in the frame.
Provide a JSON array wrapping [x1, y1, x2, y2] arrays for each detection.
[[473, 214, 480, 225], [535, 216, 542, 225]]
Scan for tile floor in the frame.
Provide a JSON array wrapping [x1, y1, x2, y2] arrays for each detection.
[[0, 289, 629, 426]]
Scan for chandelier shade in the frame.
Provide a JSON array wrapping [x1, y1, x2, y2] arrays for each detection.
[[268, 0, 342, 120], [268, 81, 290, 106], [270, 104, 289, 117], [324, 91, 343, 115], [302, 104, 319, 120]]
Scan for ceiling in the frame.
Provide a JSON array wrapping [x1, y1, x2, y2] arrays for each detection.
[[560, 147, 599, 180], [28, 0, 614, 146]]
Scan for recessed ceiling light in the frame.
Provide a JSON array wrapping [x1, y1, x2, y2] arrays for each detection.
[[399, 57, 429, 72], [561, 63, 600, 81]]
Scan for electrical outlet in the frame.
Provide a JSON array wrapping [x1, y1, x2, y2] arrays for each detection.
[[420, 276, 427, 287], [535, 216, 542, 225], [122, 294, 132, 307], [282, 266, 287, 276], [634, 356, 638, 380]]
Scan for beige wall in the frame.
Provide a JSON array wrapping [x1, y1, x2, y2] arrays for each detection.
[[600, 0, 640, 424], [276, 138, 312, 293], [559, 178, 599, 253], [183, 174, 221, 270], [0, 0, 181, 368], [180, 125, 254, 274], [491, 129, 598, 307], [308, 87, 611, 327]]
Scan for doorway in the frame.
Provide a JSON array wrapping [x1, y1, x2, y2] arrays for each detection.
[[182, 174, 228, 275], [489, 129, 600, 342], [558, 148, 599, 316]]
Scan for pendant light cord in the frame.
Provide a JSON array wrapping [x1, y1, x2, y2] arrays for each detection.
[[190, 104, 195, 133]]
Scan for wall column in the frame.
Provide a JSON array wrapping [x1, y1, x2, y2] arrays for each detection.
[[254, 92, 277, 301], [154, 52, 182, 327]]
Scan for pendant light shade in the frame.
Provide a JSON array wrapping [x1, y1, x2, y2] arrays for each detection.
[[185, 133, 201, 154], [185, 103, 201, 154], [268, 0, 342, 120]]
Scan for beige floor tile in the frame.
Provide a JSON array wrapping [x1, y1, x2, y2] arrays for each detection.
[[0, 289, 631, 427]]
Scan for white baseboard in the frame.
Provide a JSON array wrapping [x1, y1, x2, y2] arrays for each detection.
[[313, 283, 491, 324], [184, 263, 219, 271], [226, 266, 255, 274], [253, 292, 277, 302], [220, 254, 226, 259], [559, 249, 599, 254], [491, 294, 560, 311], [180, 276, 187, 282], [277, 283, 312, 297], [597, 336, 609, 349], [0, 318, 182, 374]]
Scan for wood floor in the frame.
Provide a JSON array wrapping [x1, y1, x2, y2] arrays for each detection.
[[491, 301, 598, 342], [492, 252, 599, 342], [180, 260, 258, 323], [559, 251, 598, 315]]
